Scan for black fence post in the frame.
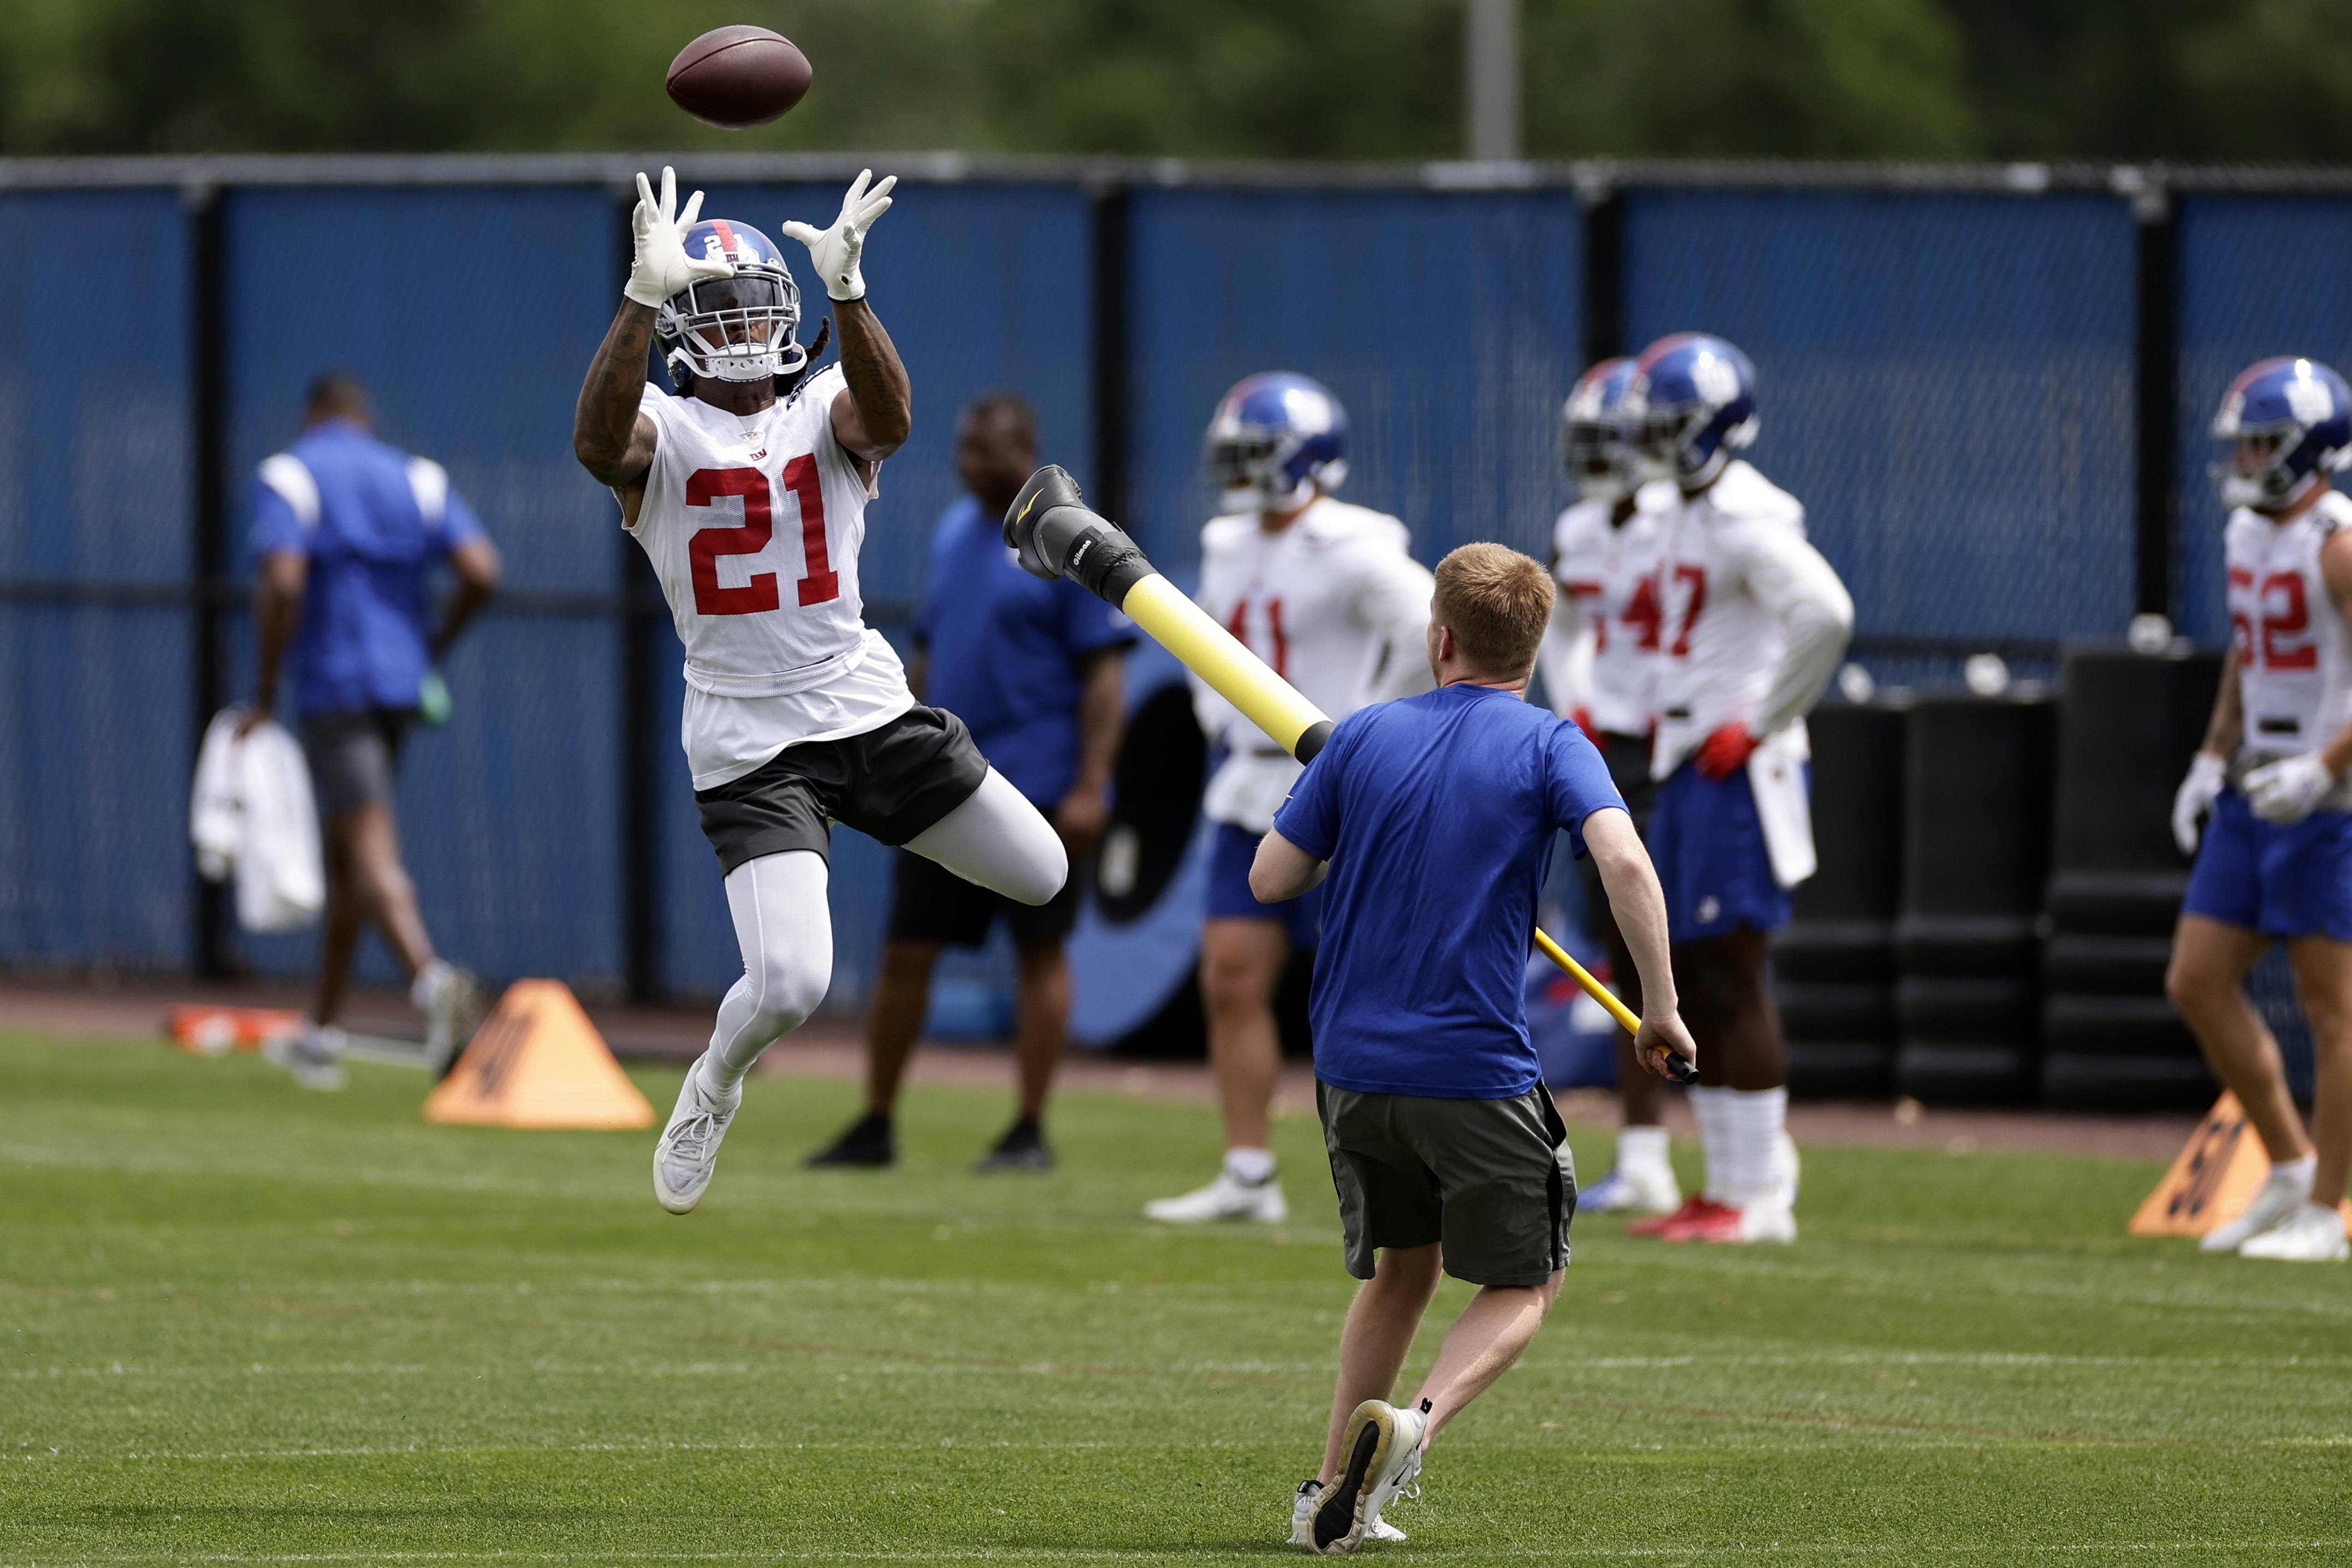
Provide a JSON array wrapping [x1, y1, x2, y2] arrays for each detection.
[[188, 178, 232, 979], [2127, 169, 2178, 623], [1578, 170, 1624, 366], [614, 192, 666, 1004], [1089, 178, 1131, 524]]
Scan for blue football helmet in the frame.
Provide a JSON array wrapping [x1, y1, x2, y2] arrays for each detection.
[[1562, 357, 1639, 503], [2211, 356, 2352, 511], [1203, 372, 1349, 512], [657, 218, 807, 387], [1622, 334, 1759, 487]]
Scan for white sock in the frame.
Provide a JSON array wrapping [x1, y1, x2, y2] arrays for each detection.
[[1616, 1125, 1670, 1177], [1725, 1087, 1790, 1208], [410, 958, 452, 1012], [2268, 1154, 2318, 1201], [1225, 1147, 1277, 1185], [1687, 1086, 1732, 1201], [690, 1050, 740, 1107]]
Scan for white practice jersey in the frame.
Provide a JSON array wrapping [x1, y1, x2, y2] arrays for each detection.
[[1194, 497, 1437, 831], [2227, 488, 2352, 781], [626, 366, 913, 790], [1550, 482, 1673, 735], [1650, 460, 1853, 781]]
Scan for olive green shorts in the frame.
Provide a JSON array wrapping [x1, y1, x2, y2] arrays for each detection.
[[1316, 1079, 1577, 1288]]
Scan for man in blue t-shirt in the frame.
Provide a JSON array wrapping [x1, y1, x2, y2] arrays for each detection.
[[808, 393, 1131, 1171], [242, 372, 502, 1086], [1252, 543, 1696, 1554]]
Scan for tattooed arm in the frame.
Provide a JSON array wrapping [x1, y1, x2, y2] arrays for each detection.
[[573, 300, 661, 526], [829, 296, 911, 472]]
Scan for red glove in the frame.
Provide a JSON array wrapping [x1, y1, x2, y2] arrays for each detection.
[[1570, 708, 1604, 751], [1695, 723, 1759, 781]]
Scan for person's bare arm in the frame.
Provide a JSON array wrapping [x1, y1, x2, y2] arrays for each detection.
[[432, 536, 503, 662], [2318, 531, 2352, 776], [572, 299, 661, 524], [1056, 648, 1127, 856], [238, 549, 307, 736], [1249, 828, 1327, 903], [2201, 643, 2245, 760], [1582, 806, 1699, 1078], [829, 296, 911, 468]]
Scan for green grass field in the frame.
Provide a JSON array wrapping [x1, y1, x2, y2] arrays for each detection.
[[3, 1032, 2347, 1566]]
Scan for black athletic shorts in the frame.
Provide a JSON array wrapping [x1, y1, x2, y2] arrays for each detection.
[[694, 705, 990, 876], [1577, 729, 1658, 942], [887, 841, 1080, 950], [1317, 1079, 1577, 1288], [301, 708, 412, 819]]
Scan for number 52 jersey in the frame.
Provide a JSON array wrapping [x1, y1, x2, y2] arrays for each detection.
[[626, 365, 915, 791]]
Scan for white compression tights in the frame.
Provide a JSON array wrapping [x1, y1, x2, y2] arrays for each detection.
[[700, 768, 1068, 1091]]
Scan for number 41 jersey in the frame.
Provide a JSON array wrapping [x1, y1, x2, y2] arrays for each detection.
[[627, 365, 914, 790]]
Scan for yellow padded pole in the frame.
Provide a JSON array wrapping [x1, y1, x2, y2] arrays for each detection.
[[1119, 574, 1332, 761]]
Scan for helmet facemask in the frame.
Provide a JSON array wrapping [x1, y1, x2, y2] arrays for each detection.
[[1563, 415, 1631, 503], [1205, 430, 1343, 514], [2213, 424, 2318, 512], [659, 268, 807, 388]]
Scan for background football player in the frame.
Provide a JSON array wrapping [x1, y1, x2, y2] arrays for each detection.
[[1145, 373, 1437, 1226], [572, 169, 1068, 1215], [1539, 356, 1680, 1214], [1619, 334, 1852, 1245], [2167, 355, 2352, 1263]]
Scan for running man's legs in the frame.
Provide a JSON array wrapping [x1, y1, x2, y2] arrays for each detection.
[[1316, 1243, 1443, 1482], [313, 801, 435, 1027]]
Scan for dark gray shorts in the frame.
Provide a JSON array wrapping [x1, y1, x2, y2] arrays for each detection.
[[301, 709, 411, 819], [694, 705, 990, 876], [1317, 1080, 1576, 1288]]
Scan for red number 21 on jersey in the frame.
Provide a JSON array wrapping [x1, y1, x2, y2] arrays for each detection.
[[686, 458, 840, 616]]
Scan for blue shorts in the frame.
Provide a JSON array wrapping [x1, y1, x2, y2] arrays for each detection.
[[1207, 821, 1323, 948], [1647, 759, 1793, 942], [2182, 787, 2352, 943]]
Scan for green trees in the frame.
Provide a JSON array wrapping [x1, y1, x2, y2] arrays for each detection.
[[0, 0, 2344, 162]]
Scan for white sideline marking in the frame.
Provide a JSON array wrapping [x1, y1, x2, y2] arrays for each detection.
[[7, 1543, 2350, 1564]]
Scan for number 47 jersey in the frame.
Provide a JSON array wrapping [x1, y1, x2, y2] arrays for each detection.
[[626, 365, 915, 791]]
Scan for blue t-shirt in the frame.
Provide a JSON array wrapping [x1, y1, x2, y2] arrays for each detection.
[[1272, 682, 1626, 1099], [247, 419, 484, 717], [915, 494, 1134, 804]]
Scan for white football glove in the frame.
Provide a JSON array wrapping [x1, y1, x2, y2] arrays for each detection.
[[625, 167, 733, 309], [2245, 752, 2338, 825], [2171, 751, 2227, 854], [780, 169, 896, 302]]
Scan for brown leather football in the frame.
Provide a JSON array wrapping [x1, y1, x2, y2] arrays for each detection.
[[665, 26, 812, 129]]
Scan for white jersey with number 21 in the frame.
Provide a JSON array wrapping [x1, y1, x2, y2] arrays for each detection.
[[626, 364, 913, 791]]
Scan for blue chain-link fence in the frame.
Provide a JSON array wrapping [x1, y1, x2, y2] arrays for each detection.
[[1, 159, 2346, 1023]]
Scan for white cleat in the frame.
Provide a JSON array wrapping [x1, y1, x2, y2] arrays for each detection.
[[2201, 1166, 2313, 1253], [1580, 1163, 1681, 1215], [1291, 1479, 1404, 1547], [1144, 1169, 1288, 1224], [414, 960, 484, 1075], [652, 1055, 742, 1215], [1777, 1132, 1802, 1209], [262, 1026, 346, 1091], [2238, 1202, 2350, 1263], [1307, 1399, 1427, 1554]]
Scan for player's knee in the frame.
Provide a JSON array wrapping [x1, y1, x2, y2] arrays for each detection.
[[2164, 953, 2220, 1015], [750, 946, 830, 1035], [1004, 836, 1068, 907]]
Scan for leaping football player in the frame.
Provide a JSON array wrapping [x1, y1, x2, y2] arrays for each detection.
[[572, 168, 1068, 1214], [1540, 357, 1680, 1215], [1619, 335, 1853, 1245], [2167, 355, 2352, 1263], [1145, 373, 1437, 1226]]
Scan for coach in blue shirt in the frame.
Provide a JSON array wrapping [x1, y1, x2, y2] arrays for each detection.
[[808, 392, 1131, 1172], [1251, 543, 1697, 1552], [243, 372, 501, 1083]]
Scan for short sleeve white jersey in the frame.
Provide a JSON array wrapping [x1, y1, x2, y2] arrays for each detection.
[[2226, 488, 2352, 766], [1192, 497, 1437, 831], [1550, 482, 1672, 735], [1650, 460, 1849, 780], [626, 367, 913, 790]]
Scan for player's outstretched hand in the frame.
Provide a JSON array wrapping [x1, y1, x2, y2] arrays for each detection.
[[2171, 750, 2227, 854], [781, 170, 896, 302], [625, 168, 733, 309], [2244, 752, 2335, 825], [1634, 1008, 1699, 1082]]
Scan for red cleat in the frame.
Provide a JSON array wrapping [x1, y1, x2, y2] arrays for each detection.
[[1627, 1195, 1722, 1237]]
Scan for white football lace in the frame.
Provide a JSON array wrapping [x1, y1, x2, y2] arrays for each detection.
[[665, 1110, 725, 1165]]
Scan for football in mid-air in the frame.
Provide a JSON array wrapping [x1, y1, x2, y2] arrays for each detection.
[[665, 26, 812, 129]]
